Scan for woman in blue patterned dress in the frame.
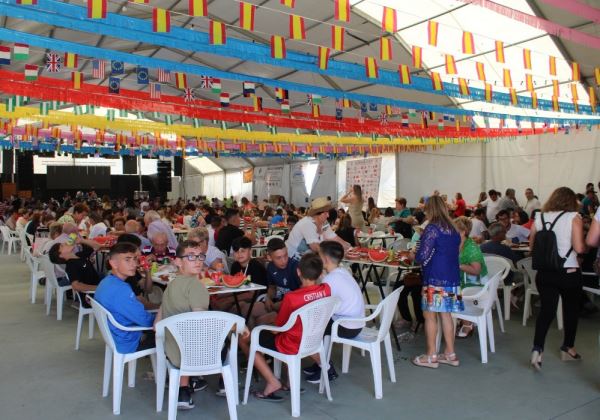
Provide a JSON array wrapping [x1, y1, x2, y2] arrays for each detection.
[[412, 195, 463, 368]]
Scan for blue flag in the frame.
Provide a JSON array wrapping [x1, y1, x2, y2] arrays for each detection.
[[360, 102, 368, 113], [111, 60, 124, 75], [369, 103, 378, 112], [137, 67, 149, 84], [335, 108, 343, 120], [109, 77, 120, 94]]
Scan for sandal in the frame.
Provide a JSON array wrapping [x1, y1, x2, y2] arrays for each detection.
[[412, 354, 439, 369], [253, 390, 284, 402], [281, 385, 306, 394], [456, 324, 474, 339], [437, 352, 460, 367]]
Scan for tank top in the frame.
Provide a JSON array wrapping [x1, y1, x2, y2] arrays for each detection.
[[534, 211, 578, 268], [347, 201, 365, 229]]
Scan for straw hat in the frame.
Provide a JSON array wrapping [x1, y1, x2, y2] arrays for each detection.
[[308, 197, 332, 216]]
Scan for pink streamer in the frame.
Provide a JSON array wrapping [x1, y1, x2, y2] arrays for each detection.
[[458, 0, 600, 50], [538, 0, 600, 25]]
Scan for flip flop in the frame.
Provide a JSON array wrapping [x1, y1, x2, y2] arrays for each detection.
[[253, 391, 285, 402], [281, 385, 306, 394]]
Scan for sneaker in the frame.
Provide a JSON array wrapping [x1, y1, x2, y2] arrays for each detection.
[[189, 376, 208, 393], [215, 377, 226, 397], [305, 365, 338, 384], [302, 362, 320, 375], [177, 387, 195, 410]]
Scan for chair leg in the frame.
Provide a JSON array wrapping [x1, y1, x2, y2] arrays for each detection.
[[319, 348, 333, 401], [128, 360, 137, 388], [30, 274, 37, 304], [522, 290, 531, 326], [341, 344, 352, 373], [273, 359, 282, 379], [103, 346, 112, 397], [45, 285, 53, 315], [289, 358, 302, 417], [477, 317, 488, 364], [383, 334, 396, 383], [75, 310, 84, 350], [242, 349, 256, 405], [88, 313, 95, 339], [369, 344, 383, 399], [222, 366, 238, 420], [494, 296, 505, 333], [112, 354, 125, 415], [486, 312, 496, 353], [503, 286, 512, 321], [56, 290, 64, 321], [167, 368, 180, 420], [156, 355, 166, 412]]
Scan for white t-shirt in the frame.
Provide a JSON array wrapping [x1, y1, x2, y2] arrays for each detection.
[[469, 218, 487, 239], [89, 222, 108, 239], [534, 211, 578, 268], [481, 198, 501, 222], [323, 267, 365, 330], [506, 223, 530, 243], [286, 216, 337, 259], [207, 226, 216, 247], [524, 198, 542, 217]]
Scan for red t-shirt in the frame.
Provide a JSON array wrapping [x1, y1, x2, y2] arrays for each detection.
[[454, 199, 466, 217], [274, 283, 331, 355]]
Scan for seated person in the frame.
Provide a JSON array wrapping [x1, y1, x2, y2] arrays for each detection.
[[187, 227, 228, 273], [284, 215, 298, 241], [88, 212, 108, 239], [334, 214, 357, 247], [496, 209, 530, 243], [216, 209, 255, 256], [95, 242, 156, 353], [375, 207, 395, 232], [207, 216, 222, 248], [480, 222, 520, 286], [124, 219, 151, 248], [239, 253, 331, 401], [142, 231, 176, 262], [270, 209, 284, 226], [469, 208, 488, 243], [111, 217, 126, 234], [115, 234, 157, 309], [265, 238, 301, 313]]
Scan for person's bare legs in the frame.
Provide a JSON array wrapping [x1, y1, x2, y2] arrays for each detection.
[[439, 313, 456, 354], [423, 311, 438, 355], [239, 335, 282, 395]]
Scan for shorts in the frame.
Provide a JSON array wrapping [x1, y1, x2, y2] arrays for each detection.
[[136, 332, 156, 352], [258, 330, 278, 351], [324, 319, 361, 339], [57, 276, 71, 287]]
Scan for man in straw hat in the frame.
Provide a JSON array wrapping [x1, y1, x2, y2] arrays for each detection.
[[286, 196, 350, 260]]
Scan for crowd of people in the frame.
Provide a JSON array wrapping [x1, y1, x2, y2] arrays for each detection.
[[2, 181, 600, 409]]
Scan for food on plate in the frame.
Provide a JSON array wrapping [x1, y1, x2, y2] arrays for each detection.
[[159, 274, 171, 282], [345, 248, 361, 259], [200, 277, 216, 287], [368, 249, 388, 263], [222, 272, 250, 288]]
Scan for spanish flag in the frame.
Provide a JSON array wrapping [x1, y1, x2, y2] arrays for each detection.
[[334, 0, 350, 22], [503, 68, 512, 88], [509, 88, 518, 106], [495, 40, 505, 63], [427, 21, 438, 46], [589, 87, 596, 113], [331, 25, 344, 51], [364, 57, 378, 79], [484, 83, 493, 102], [64, 52, 78, 68], [312, 104, 320, 118], [175, 72, 187, 89], [549, 56, 556, 76], [571, 83, 578, 101], [430, 71, 443, 91], [551, 95, 559, 112], [475, 61, 486, 81], [552, 79, 560, 97], [525, 74, 534, 92], [318, 46, 330, 70], [253, 96, 263, 112], [462, 31, 475, 54], [239, 2, 255, 31], [289, 15, 306, 40], [71, 71, 83, 89], [458, 77, 470, 96], [595, 68, 600, 85], [343, 98, 351, 108], [130, 0, 149, 3], [16, 0, 37, 4], [571, 62, 580, 81], [380, 37, 392, 61], [87, 0, 107, 19], [210, 20, 227, 45], [271, 35, 286, 59], [382, 6, 397, 33], [412, 46, 422, 69], [152, 8, 170, 33], [189, 0, 207, 17], [445, 54, 457, 75], [531, 91, 538, 109], [398, 64, 411, 84], [523, 49, 532, 70], [280, 0, 295, 8]]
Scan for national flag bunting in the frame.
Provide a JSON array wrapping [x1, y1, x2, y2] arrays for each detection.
[[183, 88, 195, 103], [380, 37, 392, 61], [364, 57, 378, 79], [335, 107, 343, 120], [318, 46, 330, 70], [152, 8, 171, 33], [289, 15, 306, 40], [92, 59, 105, 78], [312, 104, 320, 118], [211, 78, 222, 93], [275, 87, 288, 102], [552, 95, 559, 112], [71, 71, 82, 88], [495, 40, 505, 63], [549, 56, 557, 76], [108, 77, 120, 94], [87, 0, 107, 19], [24, 64, 38, 81], [331, 25, 344, 51], [571, 62, 580, 81], [571, 83, 578, 101], [253, 96, 263, 112], [200, 75, 213, 89], [431, 71, 443, 91], [525, 74, 534, 92], [280, 100, 290, 114], [44, 53, 60, 72], [239, 2, 255, 31], [334, 0, 350, 22], [243, 81, 255, 96], [137, 67, 149, 84], [523, 49, 532, 70], [412, 46, 422, 68], [175, 72, 187, 89], [220, 93, 230, 107], [310, 94, 322, 105], [189, 0, 208, 17], [281, 0, 295, 7], [150, 82, 161, 99], [64, 52, 77, 68], [129, 0, 148, 3], [503, 68, 512, 88], [13, 43, 29, 60], [382, 6, 397, 33], [209, 20, 227, 45], [458, 77, 469, 95], [509, 88, 518, 106], [445, 54, 457, 75], [271, 35, 286, 59], [398, 64, 411, 84], [484, 83, 493, 102], [475, 62, 486, 81], [16, 0, 37, 4], [552, 80, 559, 97], [531, 91, 538, 109], [427, 21, 439, 46], [111, 60, 124, 74], [401, 113, 409, 127], [157, 68, 171, 82], [462, 31, 475, 54]]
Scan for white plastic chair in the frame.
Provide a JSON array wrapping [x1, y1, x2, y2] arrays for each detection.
[[390, 238, 410, 251], [450, 271, 503, 363], [24, 245, 45, 304], [17, 227, 28, 262], [243, 297, 339, 418], [483, 255, 511, 332], [0, 225, 19, 255], [518, 257, 563, 329], [74, 292, 95, 350], [39, 255, 72, 321], [89, 298, 157, 415], [155, 311, 246, 420], [484, 254, 524, 321], [326, 288, 401, 399]]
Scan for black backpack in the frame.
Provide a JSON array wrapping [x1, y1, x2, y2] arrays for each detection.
[[531, 212, 572, 271]]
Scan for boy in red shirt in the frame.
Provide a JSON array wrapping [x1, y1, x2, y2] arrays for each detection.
[[239, 252, 330, 402]]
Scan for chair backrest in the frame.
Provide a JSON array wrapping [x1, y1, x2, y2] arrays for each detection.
[[0, 225, 13, 240], [38, 254, 59, 288], [155, 311, 245, 372], [24, 246, 39, 273], [483, 255, 512, 281], [295, 297, 339, 356], [390, 238, 410, 251], [474, 271, 503, 313], [265, 235, 284, 243], [516, 257, 537, 292], [17, 227, 27, 245], [26, 233, 34, 246], [375, 287, 402, 341], [89, 297, 120, 353]]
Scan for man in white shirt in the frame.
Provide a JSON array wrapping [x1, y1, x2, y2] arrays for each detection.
[[496, 209, 530, 243], [469, 208, 488, 243], [480, 189, 501, 223], [523, 188, 542, 217], [285, 197, 350, 260], [88, 213, 108, 239]]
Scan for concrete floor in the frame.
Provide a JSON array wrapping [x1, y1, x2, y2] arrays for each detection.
[[1, 252, 600, 420]]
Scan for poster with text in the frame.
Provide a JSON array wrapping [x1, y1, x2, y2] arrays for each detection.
[[345, 157, 382, 204]]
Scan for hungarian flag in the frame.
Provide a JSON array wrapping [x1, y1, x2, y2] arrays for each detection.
[[364, 57, 378, 79], [64, 52, 78, 68], [219, 93, 230, 107], [412, 46, 422, 68], [458, 77, 469, 96], [382, 6, 397, 33], [318, 46, 330, 70], [210, 20, 226, 45], [189, 0, 207, 17], [503, 69, 512, 88], [495, 41, 505, 63], [549, 56, 557, 76], [87, 0, 107, 19], [24, 64, 38, 81], [475, 62, 486, 81], [427, 21, 438, 46], [153, 8, 170, 33], [211, 78, 222, 93], [239, 2, 255, 31], [71, 71, 83, 88], [571, 62, 580, 81], [398, 64, 411, 84], [13, 43, 29, 60], [331, 25, 344, 51], [430, 71, 443, 91], [523, 49, 532, 70], [462, 31, 475, 54], [289, 15, 306, 40], [380, 37, 392, 61], [271, 35, 286, 59], [334, 0, 350, 22], [445, 54, 457, 75], [280, 100, 291, 113], [175, 72, 187, 89]]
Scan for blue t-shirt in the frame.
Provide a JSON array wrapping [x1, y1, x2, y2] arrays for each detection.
[[270, 215, 284, 226], [267, 258, 301, 300], [95, 274, 155, 354]]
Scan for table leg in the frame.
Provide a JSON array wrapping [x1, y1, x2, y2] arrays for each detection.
[[355, 265, 371, 305], [232, 293, 242, 316], [244, 291, 260, 323]]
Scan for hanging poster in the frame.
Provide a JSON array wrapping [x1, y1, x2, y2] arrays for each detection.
[[242, 168, 253, 183], [346, 157, 382, 203], [265, 166, 283, 190]]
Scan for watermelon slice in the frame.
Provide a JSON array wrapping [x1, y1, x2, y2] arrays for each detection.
[[368, 249, 388, 263], [222, 272, 249, 288]]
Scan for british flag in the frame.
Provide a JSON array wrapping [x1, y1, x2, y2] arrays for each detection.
[[199, 75, 213, 89], [92, 59, 105, 79], [379, 112, 388, 125], [157, 68, 171, 83], [183, 88, 195, 103], [45, 53, 61, 73], [150, 82, 161, 100]]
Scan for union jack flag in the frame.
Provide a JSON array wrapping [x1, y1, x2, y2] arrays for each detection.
[[183, 88, 195, 103], [157, 68, 171, 83], [150, 82, 161, 100], [199, 75, 213, 89], [379, 112, 388, 125], [92, 59, 105, 79], [45, 53, 61, 73]]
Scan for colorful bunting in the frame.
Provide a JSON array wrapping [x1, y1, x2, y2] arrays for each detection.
[[275, 87, 288, 102], [312, 104, 320, 118], [209, 20, 227, 45], [484, 83, 493, 102], [108, 77, 120, 94], [157, 68, 170, 83], [431, 71, 443, 91], [380, 37, 392, 61], [412, 46, 422, 69], [71, 71, 82, 88], [24, 64, 38, 81], [0, 46, 11, 65], [445, 54, 457, 75], [281, 0, 295, 8], [253, 96, 263, 112], [458, 77, 469, 95], [137, 67, 149, 84], [398, 64, 411, 84], [92, 59, 105, 78], [183, 88, 195, 103], [111, 60, 124, 75], [509, 88, 518, 105], [13, 43, 29, 61], [211, 78, 221, 93], [44, 53, 60, 72], [219, 92, 230, 107], [462, 31, 475, 54], [152, 8, 171, 33], [16, 0, 37, 4], [572, 62, 580, 81], [427, 21, 439, 46], [239, 2, 255, 31], [87, 0, 107, 19], [382, 6, 397, 33], [64, 52, 78, 68], [175, 72, 187, 89], [334, 0, 350, 22], [243, 81, 255, 96], [289, 15, 306, 40], [189, 0, 208, 17], [552, 80, 560, 97], [502, 68, 512, 88], [475, 62, 486, 81], [280, 99, 290, 114], [318, 46, 330, 70], [525, 74, 534, 92], [150, 82, 161, 100], [271, 35, 286, 59], [549, 56, 557, 76], [523, 49, 532, 70], [364, 57, 378, 79], [495, 40, 504, 63], [331, 25, 345, 51]]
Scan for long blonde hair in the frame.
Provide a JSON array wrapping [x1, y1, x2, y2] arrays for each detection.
[[425, 196, 456, 230], [353, 184, 363, 203]]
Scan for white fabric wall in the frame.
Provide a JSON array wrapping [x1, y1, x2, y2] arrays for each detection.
[[203, 173, 224, 199], [225, 171, 253, 201], [182, 174, 203, 199]]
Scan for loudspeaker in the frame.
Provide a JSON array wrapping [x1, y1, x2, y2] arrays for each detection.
[[1, 149, 13, 183], [16, 151, 33, 191], [173, 156, 182, 177], [122, 156, 137, 175], [157, 160, 171, 192]]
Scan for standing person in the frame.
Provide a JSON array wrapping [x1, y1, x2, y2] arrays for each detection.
[[340, 185, 365, 230], [529, 187, 586, 370], [524, 188, 542, 216], [479, 189, 501, 222], [411, 196, 463, 368], [453, 193, 467, 217]]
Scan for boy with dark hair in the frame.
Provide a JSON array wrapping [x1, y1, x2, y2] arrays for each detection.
[[239, 252, 331, 401], [265, 238, 301, 313], [270, 208, 284, 226], [216, 208, 255, 255]]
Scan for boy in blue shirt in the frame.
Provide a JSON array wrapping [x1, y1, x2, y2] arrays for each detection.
[[264, 238, 301, 313], [95, 242, 155, 353]]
